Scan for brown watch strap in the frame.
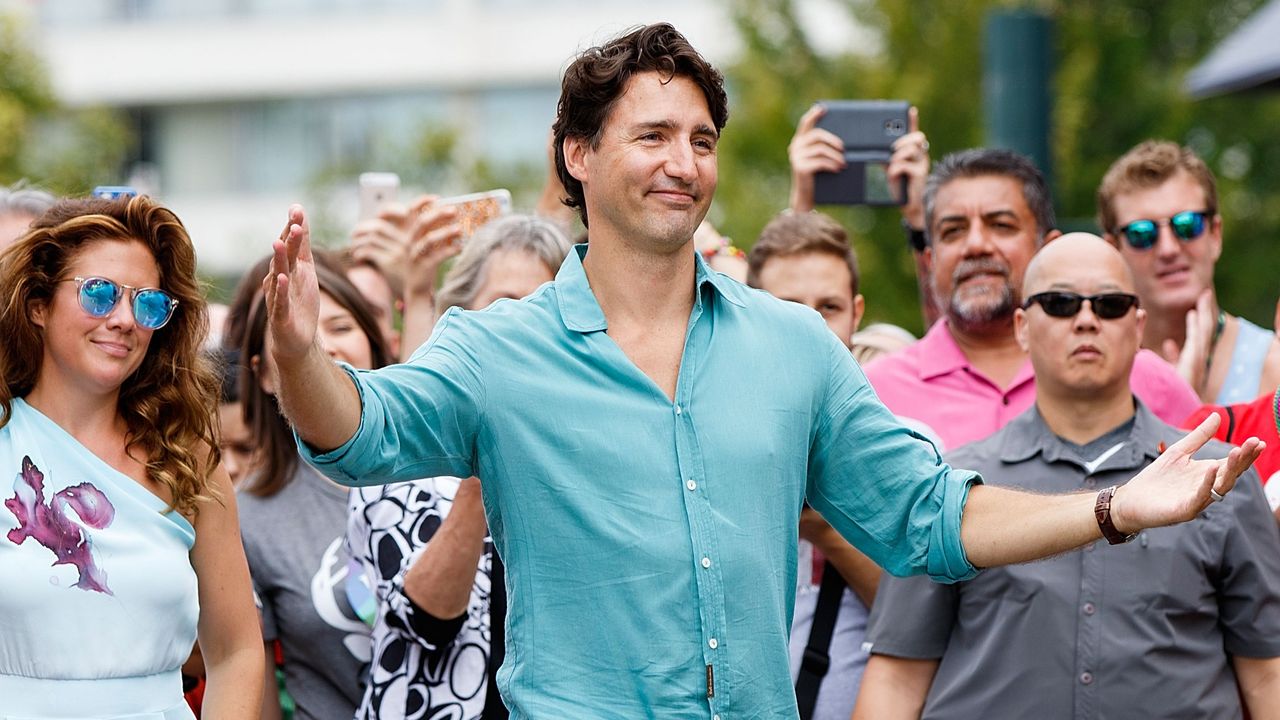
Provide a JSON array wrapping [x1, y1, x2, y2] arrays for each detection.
[[1094, 485, 1136, 545]]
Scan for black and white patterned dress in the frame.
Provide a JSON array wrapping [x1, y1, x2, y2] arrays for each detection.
[[347, 477, 497, 719]]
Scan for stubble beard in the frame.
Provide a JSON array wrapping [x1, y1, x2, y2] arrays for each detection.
[[942, 279, 1017, 335]]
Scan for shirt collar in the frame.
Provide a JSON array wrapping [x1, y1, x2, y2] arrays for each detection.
[[916, 318, 1037, 389], [554, 243, 746, 334], [997, 398, 1165, 470], [917, 319, 975, 380]]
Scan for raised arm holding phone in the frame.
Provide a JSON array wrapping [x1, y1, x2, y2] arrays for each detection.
[[788, 101, 938, 324]]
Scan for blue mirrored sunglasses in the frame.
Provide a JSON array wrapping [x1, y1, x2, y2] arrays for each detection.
[[1114, 210, 1209, 250], [65, 276, 178, 330]]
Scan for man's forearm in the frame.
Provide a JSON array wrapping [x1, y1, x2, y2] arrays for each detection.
[[960, 484, 1100, 568], [275, 343, 363, 453]]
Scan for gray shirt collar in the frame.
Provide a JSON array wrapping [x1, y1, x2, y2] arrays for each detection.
[[997, 398, 1165, 473]]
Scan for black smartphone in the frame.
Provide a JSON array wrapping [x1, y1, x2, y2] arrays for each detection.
[[811, 100, 910, 206]]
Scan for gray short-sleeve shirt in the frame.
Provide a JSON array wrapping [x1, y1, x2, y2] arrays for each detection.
[[864, 401, 1280, 720]]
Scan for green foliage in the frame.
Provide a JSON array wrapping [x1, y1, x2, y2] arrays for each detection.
[[0, 13, 132, 195], [20, 106, 135, 195], [0, 14, 55, 182], [717, 0, 1278, 333]]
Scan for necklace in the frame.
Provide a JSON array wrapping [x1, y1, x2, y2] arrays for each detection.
[[1203, 310, 1228, 381], [1272, 386, 1279, 439]]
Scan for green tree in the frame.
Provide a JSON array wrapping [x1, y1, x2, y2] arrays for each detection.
[[0, 14, 56, 182], [0, 13, 134, 195], [716, 0, 1277, 334]]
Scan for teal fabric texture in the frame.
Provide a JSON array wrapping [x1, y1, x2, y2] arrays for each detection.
[[300, 246, 979, 719]]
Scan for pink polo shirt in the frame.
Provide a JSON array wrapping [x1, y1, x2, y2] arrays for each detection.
[[864, 319, 1202, 452]]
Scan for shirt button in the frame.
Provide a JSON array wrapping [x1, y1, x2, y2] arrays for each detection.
[[1080, 671, 1094, 685], [701, 557, 712, 569], [1082, 602, 1096, 616], [708, 637, 718, 649], [1002, 396, 1010, 406], [686, 479, 697, 491], [675, 405, 683, 415], [713, 716, 721, 720]]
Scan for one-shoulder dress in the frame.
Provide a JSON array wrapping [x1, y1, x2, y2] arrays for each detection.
[[0, 398, 199, 720]]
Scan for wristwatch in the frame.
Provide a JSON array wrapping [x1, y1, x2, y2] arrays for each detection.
[[1094, 485, 1137, 545]]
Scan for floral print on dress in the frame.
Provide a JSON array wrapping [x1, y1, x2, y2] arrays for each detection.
[[5, 455, 116, 594]]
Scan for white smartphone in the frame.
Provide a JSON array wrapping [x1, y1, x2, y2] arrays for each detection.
[[358, 172, 400, 220], [437, 189, 513, 240]]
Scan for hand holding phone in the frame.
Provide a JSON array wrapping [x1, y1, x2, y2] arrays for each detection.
[[358, 172, 400, 220], [811, 100, 911, 206], [436, 189, 512, 239]]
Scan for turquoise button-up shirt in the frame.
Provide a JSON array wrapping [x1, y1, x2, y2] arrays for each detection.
[[302, 245, 979, 719]]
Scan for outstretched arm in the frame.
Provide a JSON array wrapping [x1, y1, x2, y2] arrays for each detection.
[[961, 413, 1264, 568], [265, 205, 363, 453]]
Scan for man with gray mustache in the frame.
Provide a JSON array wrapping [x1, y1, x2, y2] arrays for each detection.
[[863, 148, 1201, 453]]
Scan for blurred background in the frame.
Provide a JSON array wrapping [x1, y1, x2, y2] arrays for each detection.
[[1, 0, 1277, 334]]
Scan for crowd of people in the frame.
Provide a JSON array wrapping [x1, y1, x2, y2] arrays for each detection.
[[1, 20, 1278, 720]]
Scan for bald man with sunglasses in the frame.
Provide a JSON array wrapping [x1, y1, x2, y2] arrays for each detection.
[[855, 234, 1280, 720], [1098, 140, 1280, 404]]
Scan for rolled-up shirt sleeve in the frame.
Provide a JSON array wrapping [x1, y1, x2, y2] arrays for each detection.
[[299, 308, 485, 487], [806, 331, 980, 583]]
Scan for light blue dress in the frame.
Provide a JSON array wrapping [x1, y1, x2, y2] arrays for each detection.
[[0, 398, 199, 719]]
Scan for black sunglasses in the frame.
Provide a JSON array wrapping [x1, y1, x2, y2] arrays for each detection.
[[1113, 210, 1209, 250], [1022, 291, 1140, 320]]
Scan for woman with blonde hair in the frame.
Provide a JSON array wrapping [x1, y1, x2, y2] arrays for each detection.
[[0, 195, 262, 718]]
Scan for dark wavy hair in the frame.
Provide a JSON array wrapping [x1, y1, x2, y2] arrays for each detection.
[[0, 195, 219, 517], [552, 22, 728, 227], [239, 256, 393, 498]]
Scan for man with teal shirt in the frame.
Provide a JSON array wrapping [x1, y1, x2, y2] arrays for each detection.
[[262, 24, 1263, 719]]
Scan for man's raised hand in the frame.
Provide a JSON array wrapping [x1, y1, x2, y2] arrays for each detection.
[[263, 204, 320, 363], [1112, 412, 1265, 534]]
